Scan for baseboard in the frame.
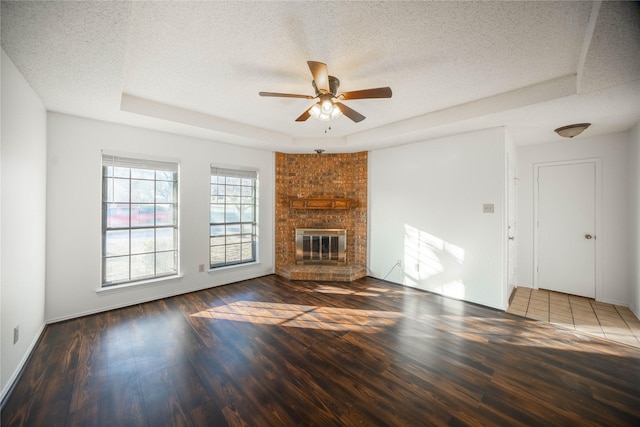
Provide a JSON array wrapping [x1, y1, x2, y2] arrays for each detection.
[[0, 322, 46, 410]]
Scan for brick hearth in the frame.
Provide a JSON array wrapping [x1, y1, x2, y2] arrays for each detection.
[[275, 152, 367, 281]]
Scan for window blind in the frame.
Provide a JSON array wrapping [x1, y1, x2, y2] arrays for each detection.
[[211, 166, 257, 179], [103, 153, 179, 172]]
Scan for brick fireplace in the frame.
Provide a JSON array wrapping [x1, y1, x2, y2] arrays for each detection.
[[275, 151, 367, 281]]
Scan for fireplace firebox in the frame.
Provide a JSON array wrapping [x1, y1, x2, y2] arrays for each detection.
[[295, 228, 347, 265]]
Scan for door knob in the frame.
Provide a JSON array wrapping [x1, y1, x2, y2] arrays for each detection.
[[508, 236, 515, 240], [585, 234, 593, 240]]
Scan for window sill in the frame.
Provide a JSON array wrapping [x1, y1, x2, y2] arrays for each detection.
[[208, 261, 261, 273], [96, 274, 183, 295]]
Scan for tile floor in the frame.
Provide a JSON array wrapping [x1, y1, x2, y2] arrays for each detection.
[[508, 287, 640, 348]]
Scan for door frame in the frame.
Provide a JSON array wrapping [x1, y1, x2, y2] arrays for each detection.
[[533, 158, 602, 298], [506, 152, 518, 303]]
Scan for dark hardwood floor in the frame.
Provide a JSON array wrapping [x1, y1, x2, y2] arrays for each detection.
[[2, 275, 640, 426]]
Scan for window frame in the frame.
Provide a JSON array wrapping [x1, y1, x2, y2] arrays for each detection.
[[210, 166, 258, 269], [101, 153, 180, 287]]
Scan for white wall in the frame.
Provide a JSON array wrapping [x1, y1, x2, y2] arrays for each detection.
[[369, 128, 507, 310], [1, 50, 47, 400], [517, 132, 630, 306], [629, 121, 640, 317], [46, 113, 274, 321]]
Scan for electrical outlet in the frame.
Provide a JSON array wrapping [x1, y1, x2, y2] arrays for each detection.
[[198, 264, 205, 273], [13, 325, 19, 344]]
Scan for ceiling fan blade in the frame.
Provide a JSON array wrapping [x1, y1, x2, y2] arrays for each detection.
[[335, 102, 365, 123], [307, 61, 330, 93], [259, 91, 314, 99], [339, 87, 392, 100], [295, 106, 313, 122]]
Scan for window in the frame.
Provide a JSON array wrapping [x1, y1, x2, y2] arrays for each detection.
[[210, 167, 257, 268], [102, 154, 179, 286]]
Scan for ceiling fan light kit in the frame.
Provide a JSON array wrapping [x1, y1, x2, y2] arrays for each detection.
[[554, 123, 591, 138], [309, 94, 343, 121], [259, 61, 392, 123], [309, 103, 342, 121]]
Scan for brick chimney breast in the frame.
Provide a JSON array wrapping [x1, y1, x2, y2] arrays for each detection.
[[274, 152, 367, 281]]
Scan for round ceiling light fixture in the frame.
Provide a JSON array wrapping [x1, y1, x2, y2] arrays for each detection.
[[554, 123, 591, 138]]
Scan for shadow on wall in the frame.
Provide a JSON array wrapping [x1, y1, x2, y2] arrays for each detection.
[[404, 224, 466, 299]]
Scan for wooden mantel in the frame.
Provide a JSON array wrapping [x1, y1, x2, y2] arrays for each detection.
[[289, 197, 352, 210]]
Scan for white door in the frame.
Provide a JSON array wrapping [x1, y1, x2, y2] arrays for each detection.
[[536, 161, 596, 298]]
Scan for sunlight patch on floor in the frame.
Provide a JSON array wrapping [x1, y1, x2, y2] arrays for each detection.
[[192, 301, 403, 332], [312, 284, 382, 297]]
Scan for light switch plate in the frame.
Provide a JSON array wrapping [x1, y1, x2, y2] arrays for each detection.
[[483, 204, 495, 214]]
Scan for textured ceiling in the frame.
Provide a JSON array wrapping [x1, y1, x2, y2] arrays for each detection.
[[2, 1, 639, 152]]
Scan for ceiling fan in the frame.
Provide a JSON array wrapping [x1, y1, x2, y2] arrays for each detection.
[[259, 61, 392, 123]]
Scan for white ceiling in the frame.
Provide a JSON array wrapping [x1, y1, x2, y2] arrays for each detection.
[[2, 1, 639, 153]]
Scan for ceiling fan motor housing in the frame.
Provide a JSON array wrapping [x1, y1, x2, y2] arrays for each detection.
[[313, 76, 340, 96]]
